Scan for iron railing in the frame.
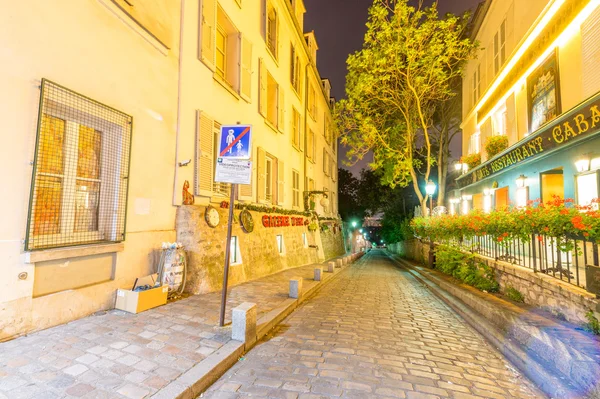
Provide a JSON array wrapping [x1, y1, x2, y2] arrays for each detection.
[[439, 234, 599, 291]]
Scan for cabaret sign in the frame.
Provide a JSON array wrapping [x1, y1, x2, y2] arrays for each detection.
[[460, 95, 600, 187]]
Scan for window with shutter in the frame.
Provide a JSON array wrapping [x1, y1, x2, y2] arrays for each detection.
[[292, 169, 300, 208], [277, 160, 284, 205], [199, 0, 216, 70], [240, 35, 253, 101], [291, 107, 301, 149], [195, 111, 214, 197], [257, 147, 266, 202], [278, 89, 285, 132], [259, 58, 267, 117]]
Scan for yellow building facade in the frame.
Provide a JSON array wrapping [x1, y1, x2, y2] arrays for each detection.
[[456, 0, 600, 214], [0, 0, 338, 341]]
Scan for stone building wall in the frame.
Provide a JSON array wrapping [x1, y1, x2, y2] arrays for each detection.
[[176, 206, 343, 295], [320, 226, 345, 260], [394, 240, 600, 325]]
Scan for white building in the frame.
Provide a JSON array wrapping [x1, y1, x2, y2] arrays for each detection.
[[0, 0, 338, 341]]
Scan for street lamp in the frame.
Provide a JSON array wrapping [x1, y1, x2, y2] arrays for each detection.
[[575, 156, 591, 173], [351, 221, 357, 228], [425, 180, 437, 218], [359, 228, 363, 233], [425, 180, 437, 269]]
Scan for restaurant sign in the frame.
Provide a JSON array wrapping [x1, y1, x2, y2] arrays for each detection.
[[458, 93, 600, 188]]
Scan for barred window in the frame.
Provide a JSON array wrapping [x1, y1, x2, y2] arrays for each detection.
[[26, 80, 132, 251]]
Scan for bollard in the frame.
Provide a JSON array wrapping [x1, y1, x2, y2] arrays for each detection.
[[314, 267, 323, 281], [232, 302, 257, 347], [343, 257, 348, 265], [289, 278, 303, 299], [327, 262, 335, 273], [336, 259, 343, 268]]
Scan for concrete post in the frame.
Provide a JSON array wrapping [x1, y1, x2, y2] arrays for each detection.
[[289, 278, 303, 299], [336, 259, 343, 268], [327, 262, 335, 273], [314, 267, 323, 281], [232, 302, 257, 347]]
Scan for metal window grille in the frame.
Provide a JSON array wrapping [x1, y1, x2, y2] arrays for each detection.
[[25, 79, 132, 251]]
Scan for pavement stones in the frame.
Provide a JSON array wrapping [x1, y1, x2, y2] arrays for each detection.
[[0, 258, 352, 399], [202, 250, 542, 399]]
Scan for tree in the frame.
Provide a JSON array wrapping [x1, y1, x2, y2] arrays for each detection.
[[336, 0, 476, 211], [337, 168, 365, 222], [356, 169, 392, 216]]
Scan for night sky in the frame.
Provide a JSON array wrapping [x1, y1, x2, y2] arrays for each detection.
[[303, 0, 483, 175]]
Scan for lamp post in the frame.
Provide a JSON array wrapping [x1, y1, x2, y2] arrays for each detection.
[[425, 180, 437, 217], [425, 180, 437, 269]]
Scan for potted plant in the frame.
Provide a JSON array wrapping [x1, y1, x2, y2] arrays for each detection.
[[460, 153, 481, 169], [485, 135, 509, 159]]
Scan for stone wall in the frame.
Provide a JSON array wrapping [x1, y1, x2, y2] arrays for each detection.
[[176, 206, 343, 295], [396, 239, 600, 325], [320, 226, 345, 260]]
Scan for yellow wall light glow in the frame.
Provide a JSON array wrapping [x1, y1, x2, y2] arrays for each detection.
[[477, 0, 600, 128]]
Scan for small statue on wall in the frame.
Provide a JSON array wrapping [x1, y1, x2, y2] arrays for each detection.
[[182, 180, 195, 205]]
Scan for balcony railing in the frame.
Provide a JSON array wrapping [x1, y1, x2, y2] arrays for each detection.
[[439, 234, 599, 291]]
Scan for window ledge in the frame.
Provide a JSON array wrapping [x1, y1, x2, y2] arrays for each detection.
[[23, 242, 125, 264], [264, 119, 279, 133], [214, 76, 241, 100]]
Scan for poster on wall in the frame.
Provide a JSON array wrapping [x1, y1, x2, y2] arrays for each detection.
[[528, 49, 561, 133]]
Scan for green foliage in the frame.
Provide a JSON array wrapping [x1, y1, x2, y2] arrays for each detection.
[[335, 0, 476, 205], [485, 135, 509, 159], [435, 245, 499, 292], [460, 153, 481, 169], [585, 310, 600, 335], [505, 286, 525, 303]]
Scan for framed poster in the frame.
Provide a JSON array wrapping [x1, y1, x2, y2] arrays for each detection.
[[528, 49, 561, 133]]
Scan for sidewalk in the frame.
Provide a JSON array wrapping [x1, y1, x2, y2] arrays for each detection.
[[0, 258, 352, 399]]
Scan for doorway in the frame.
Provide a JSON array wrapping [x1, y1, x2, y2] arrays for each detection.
[[495, 186, 509, 209], [541, 168, 564, 204]]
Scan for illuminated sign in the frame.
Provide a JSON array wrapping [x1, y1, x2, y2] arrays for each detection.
[[459, 92, 600, 188]]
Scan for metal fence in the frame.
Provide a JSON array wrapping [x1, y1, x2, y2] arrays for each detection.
[[441, 234, 600, 291]]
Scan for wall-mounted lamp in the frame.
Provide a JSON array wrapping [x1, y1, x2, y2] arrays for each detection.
[[483, 188, 491, 196], [515, 174, 527, 188], [461, 194, 473, 201], [455, 163, 463, 171], [575, 156, 591, 173]]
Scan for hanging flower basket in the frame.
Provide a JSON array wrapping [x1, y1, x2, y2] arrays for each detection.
[[460, 153, 481, 169], [485, 135, 509, 159]]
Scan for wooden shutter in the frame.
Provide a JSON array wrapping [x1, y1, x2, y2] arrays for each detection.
[[258, 58, 267, 117], [257, 147, 266, 202], [261, 0, 267, 41], [583, 7, 600, 98], [278, 88, 285, 133], [240, 34, 253, 102], [199, 0, 216, 70], [277, 159, 284, 205], [195, 111, 214, 197]]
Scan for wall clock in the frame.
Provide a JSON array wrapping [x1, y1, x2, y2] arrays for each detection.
[[205, 206, 220, 228], [240, 209, 254, 233]]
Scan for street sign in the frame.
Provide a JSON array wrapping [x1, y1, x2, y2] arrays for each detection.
[[218, 125, 252, 159], [215, 158, 252, 185]]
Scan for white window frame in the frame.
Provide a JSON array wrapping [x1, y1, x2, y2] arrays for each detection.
[[494, 19, 507, 75], [276, 234, 286, 255], [27, 82, 130, 250], [230, 236, 243, 265], [266, 5, 278, 59]]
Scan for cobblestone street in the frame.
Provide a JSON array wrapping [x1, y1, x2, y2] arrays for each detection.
[[202, 250, 543, 399]]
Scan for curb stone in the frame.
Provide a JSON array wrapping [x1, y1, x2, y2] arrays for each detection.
[[152, 252, 364, 399]]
